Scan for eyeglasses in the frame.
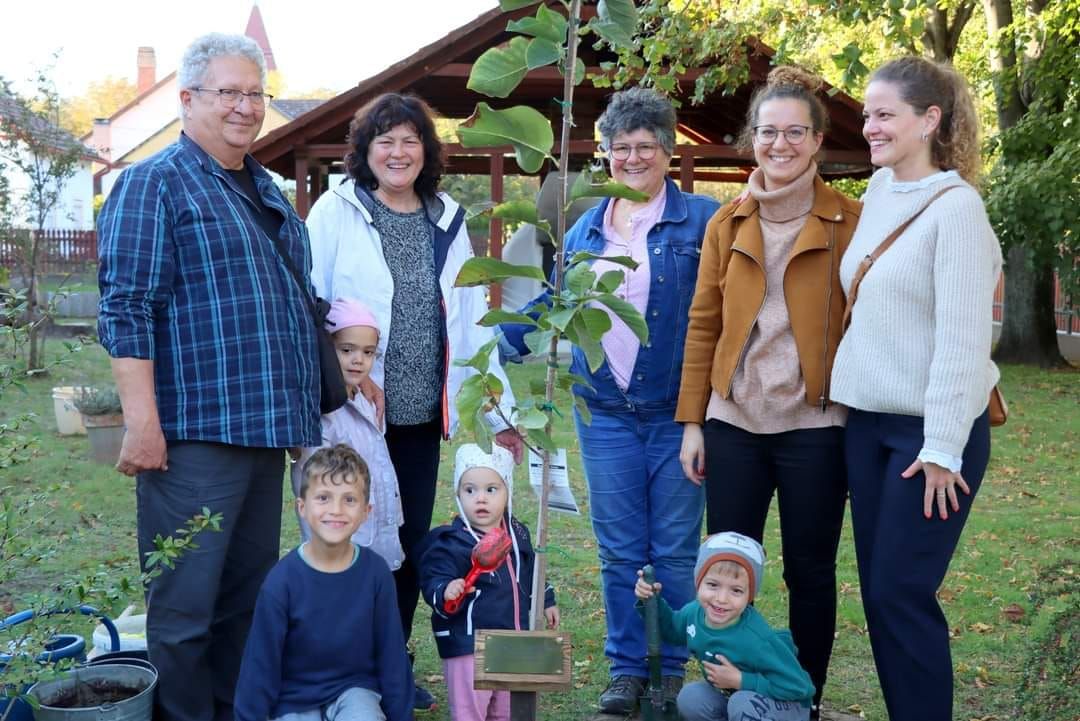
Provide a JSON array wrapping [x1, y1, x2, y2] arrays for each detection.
[[752, 125, 813, 145], [606, 142, 660, 161], [192, 87, 273, 108]]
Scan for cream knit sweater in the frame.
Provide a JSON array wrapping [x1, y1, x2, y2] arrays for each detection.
[[830, 168, 1002, 459]]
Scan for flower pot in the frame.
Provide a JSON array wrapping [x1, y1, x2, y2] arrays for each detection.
[[27, 663, 156, 720], [51, 387, 88, 436], [80, 414, 125, 465]]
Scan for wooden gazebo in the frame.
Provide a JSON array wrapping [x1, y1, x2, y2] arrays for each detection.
[[252, 2, 870, 224]]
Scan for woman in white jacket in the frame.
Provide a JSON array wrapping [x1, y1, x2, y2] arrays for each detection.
[[305, 92, 519, 711]]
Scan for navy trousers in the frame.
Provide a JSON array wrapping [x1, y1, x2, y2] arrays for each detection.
[[703, 420, 846, 709], [137, 442, 285, 721], [845, 409, 990, 721]]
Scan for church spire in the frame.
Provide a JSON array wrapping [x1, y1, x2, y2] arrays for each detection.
[[244, 3, 277, 72]]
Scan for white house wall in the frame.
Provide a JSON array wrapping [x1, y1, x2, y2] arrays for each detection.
[[5, 159, 95, 230]]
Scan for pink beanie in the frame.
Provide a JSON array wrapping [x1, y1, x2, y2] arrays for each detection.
[[325, 298, 379, 334]]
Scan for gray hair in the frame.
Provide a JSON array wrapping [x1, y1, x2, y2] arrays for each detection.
[[178, 33, 267, 90], [597, 87, 677, 156]]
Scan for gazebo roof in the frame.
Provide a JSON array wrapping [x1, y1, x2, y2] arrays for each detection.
[[252, 1, 870, 217]]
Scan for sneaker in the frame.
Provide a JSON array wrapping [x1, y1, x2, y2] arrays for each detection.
[[660, 675, 683, 706], [598, 675, 646, 715], [413, 684, 436, 711]]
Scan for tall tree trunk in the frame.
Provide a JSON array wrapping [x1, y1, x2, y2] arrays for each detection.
[[982, 0, 1065, 366], [994, 246, 1065, 366]]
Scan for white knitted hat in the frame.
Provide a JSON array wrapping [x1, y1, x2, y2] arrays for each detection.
[[453, 443, 519, 576]]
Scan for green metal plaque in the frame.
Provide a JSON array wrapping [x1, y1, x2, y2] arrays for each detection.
[[482, 634, 563, 675]]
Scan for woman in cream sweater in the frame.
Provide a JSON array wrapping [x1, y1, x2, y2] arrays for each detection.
[[830, 57, 1001, 721], [676, 66, 861, 719]]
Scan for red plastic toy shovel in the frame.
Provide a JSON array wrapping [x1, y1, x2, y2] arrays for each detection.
[[443, 526, 513, 614]]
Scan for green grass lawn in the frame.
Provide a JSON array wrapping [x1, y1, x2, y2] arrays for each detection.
[[1, 340, 1077, 720]]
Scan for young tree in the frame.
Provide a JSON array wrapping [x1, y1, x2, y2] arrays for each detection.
[[0, 71, 85, 373]]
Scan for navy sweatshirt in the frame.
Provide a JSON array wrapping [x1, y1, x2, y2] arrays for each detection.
[[234, 546, 414, 721], [417, 516, 555, 659]]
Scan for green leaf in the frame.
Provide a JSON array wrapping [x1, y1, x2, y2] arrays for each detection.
[[568, 251, 639, 271], [455, 256, 548, 286], [547, 306, 578, 331], [570, 313, 606, 372], [570, 172, 651, 203], [573, 395, 593, 425], [565, 263, 597, 296], [468, 37, 530, 98], [456, 375, 488, 436], [517, 406, 549, 430], [506, 5, 567, 44], [526, 38, 562, 70], [526, 427, 559, 454], [524, 328, 557, 356], [473, 407, 494, 453], [452, 336, 501, 373], [492, 199, 540, 225], [458, 102, 555, 173], [499, 0, 541, 9], [599, 0, 638, 35], [557, 372, 595, 394], [596, 269, 625, 293], [596, 293, 649, 343], [477, 309, 538, 327], [578, 307, 613, 340]]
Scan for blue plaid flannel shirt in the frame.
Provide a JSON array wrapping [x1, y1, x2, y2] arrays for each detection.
[[98, 133, 320, 448]]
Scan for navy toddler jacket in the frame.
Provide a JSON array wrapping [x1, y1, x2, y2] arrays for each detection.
[[417, 516, 556, 659]]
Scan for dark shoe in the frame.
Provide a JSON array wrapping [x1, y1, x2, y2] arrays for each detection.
[[598, 675, 646, 715], [660, 675, 683, 706], [413, 684, 436, 711]]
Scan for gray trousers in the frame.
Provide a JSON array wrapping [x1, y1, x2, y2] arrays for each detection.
[[677, 683, 810, 721], [272, 687, 386, 721], [137, 441, 285, 721]]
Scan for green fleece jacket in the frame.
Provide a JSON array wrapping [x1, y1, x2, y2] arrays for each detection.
[[645, 598, 814, 705]]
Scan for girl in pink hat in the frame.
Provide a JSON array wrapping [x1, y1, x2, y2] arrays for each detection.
[[290, 297, 405, 570]]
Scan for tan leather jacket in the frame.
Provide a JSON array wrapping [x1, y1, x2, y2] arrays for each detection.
[[675, 176, 862, 424]]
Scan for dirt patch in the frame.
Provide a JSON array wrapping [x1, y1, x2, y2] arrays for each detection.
[[40, 678, 148, 708]]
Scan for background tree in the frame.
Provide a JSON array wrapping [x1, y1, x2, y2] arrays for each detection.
[[59, 76, 138, 137], [0, 72, 85, 373], [603, 0, 1077, 366]]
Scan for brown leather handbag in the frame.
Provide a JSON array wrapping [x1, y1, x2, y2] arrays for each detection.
[[842, 186, 1007, 427]]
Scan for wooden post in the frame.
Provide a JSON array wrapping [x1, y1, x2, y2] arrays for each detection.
[[679, 153, 695, 193], [295, 150, 310, 219], [489, 152, 505, 308]]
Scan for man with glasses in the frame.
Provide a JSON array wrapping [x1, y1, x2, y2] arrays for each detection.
[[97, 33, 320, 721]]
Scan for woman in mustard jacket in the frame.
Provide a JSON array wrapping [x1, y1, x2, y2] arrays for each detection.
[[675, 66, 861, 719]]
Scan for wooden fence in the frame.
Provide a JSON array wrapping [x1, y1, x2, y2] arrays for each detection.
[[0, 229, 98, 275], [993, 275, 1078, 334]]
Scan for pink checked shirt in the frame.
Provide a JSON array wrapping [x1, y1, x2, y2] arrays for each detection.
[[596, 184, 667, 391]]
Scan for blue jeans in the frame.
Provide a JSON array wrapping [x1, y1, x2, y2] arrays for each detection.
[[574, 405, 705, 677]]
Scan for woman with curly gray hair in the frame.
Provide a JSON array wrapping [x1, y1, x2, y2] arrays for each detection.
[[502, 87, 720, 714]]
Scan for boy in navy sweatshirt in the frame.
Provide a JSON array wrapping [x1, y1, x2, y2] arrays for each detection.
[[234, 445, 413, 721]]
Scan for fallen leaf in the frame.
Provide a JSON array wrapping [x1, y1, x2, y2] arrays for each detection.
[[970, 622, 993, 633], [1002, 603, 1025, 622]]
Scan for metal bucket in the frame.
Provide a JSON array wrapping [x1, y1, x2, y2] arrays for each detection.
[[27, 664, 156, 721], [86, 650, 154, 676]]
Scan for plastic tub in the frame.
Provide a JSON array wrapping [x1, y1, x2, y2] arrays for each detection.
[[52, 387, 87, 436]]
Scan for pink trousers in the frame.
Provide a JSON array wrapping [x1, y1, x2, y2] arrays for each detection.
[[443, 655, 510, 721]]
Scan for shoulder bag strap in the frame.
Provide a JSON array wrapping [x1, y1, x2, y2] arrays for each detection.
[[265, 228, 320, 321], [842, 186, 960, 331]]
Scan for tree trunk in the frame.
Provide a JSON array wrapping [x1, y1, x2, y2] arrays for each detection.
[[982, 0, 1063, 364], [993, 246, 1066, 367]]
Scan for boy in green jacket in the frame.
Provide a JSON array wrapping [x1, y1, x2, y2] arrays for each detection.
[[635, 531, 813, 721]]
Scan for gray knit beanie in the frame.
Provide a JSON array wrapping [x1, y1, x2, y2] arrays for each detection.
[[694, 532, 766, 600]]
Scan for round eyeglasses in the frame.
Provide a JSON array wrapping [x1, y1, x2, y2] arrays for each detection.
[[752, 125, 813, 145], [606, 142, 661, 161]]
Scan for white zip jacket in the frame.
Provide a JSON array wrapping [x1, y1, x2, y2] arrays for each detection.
[[306, 180, 514, 437]]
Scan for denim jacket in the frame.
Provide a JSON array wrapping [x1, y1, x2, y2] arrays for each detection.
[[502, 178, 720, 412]]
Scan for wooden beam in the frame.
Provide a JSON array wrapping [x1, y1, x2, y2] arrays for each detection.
[[432, 64, 604, 80], [489, 153, 504, 308]]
